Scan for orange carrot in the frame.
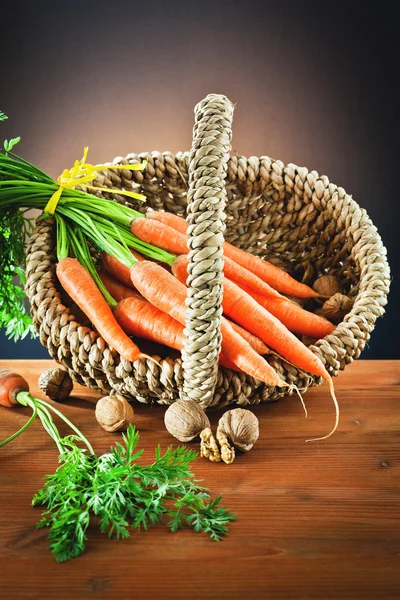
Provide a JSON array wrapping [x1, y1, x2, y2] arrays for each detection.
[[129, 260, 284, 387], [136, 220, 284, 300], [172, 255, 333, 339], [0, 369, 29, 408], [172, 254, 324, 375], [223, 256, 283, 299], [177, 252, 283, 300], [172, 255, 339, 439], [98, 269, 140, 302], [57, 258, 141, 363], [131, 218, 188, 255], [114, 296, 238, 371], [241, 285, 335, 338], [214, 354, 239, 371], [146, 212, 319, 299], [223, 244, 320, 299], [147, 210, 188, 234], [102, 252, 136, 288], [225, 320, 269, 354], [115, 296, 184, 350], [219, 284, 338, 440]]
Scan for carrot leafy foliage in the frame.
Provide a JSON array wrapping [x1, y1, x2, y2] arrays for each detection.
[[33, 425, 236, 562], [0, 112, 37, 340], [0, 206, 37, 340]]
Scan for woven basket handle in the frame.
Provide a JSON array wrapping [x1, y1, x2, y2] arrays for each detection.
[[180, 94, 234, 407]]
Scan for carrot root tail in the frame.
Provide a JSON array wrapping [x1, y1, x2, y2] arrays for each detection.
[[282, 382, 308, 418], [305, 373, 339, 442]]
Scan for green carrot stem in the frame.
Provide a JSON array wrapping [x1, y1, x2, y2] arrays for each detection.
[[15, 392, 64, 454], [57, 206, 175, 266], [36, 407, 65, 455], [0, 403, 38, 447], [7, 151, 55, 183], [58, 207, 135, 267], [56, 214, 70, 262], [84, 212, 176, 265], [33, 397, 95, 455], [15, 391, 95, 455], [64, 220, 117, 308]]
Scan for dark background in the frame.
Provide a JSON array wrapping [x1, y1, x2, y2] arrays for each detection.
[[0, 0, 398, 359]]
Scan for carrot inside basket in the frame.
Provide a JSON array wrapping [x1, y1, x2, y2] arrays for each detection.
[[129, 260, 285, 388], [144, 211, 321, 299], [171, 254, 340, 442]]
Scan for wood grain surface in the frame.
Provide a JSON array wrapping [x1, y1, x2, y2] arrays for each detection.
[[0, 359, 399, 600]]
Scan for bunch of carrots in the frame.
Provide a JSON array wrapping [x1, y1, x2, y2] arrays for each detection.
[[55, 208, 339, 442], [0, 143, 339, 441]]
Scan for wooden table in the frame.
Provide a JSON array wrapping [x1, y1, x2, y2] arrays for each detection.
[[1, 360, 399, 600]]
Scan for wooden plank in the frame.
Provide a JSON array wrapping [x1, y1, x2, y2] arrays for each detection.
[[0, 360, 399, 600]]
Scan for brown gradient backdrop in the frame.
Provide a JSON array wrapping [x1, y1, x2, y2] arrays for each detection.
[[0, 0, 398, 358]]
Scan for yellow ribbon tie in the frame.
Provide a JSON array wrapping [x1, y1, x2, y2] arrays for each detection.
[[44, 147, 147, 215]]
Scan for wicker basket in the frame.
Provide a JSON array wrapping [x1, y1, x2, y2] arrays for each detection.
[[25, 94, 390, 409]]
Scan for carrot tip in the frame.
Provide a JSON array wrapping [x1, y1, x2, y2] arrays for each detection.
[[283, 382, 308, 418], [305, 374, 339, 442]]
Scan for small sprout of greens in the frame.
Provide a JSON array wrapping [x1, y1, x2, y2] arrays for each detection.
[[4, 136, 20, 154], [33, 425, 236, 562], [0, 207, 36, 341], [0, 113, 34, 340]]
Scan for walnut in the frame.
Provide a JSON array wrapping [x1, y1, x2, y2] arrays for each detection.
[[312, 275, 341, 298], [164, 400, 210, 442], [217, 409, 259, 453], [95, 394, 135, 433], [38, 368, 73, 401], [216, 429, 235, 464], [323, 293, 353, 324], [200, 428, 221, 463]]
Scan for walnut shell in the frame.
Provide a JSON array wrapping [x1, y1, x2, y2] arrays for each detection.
[[323, 293, 353, 324], [95, 394, 135, 433], [164, 400, 210, 442], [38, 368, 73, 401], [217, 409, 259, 452], [312, 275, 341, 298]]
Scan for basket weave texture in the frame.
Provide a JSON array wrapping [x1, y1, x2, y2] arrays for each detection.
[[25, 94, 390, 408]]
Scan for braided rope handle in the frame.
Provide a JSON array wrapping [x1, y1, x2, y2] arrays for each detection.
[[180, 94, 234, 406]]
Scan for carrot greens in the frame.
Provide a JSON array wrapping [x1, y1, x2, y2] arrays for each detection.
[[0, 116, 171, 340], [1, 367, 235, 562], [0, 206, 36, 340], [33, 425, 236, 562]]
